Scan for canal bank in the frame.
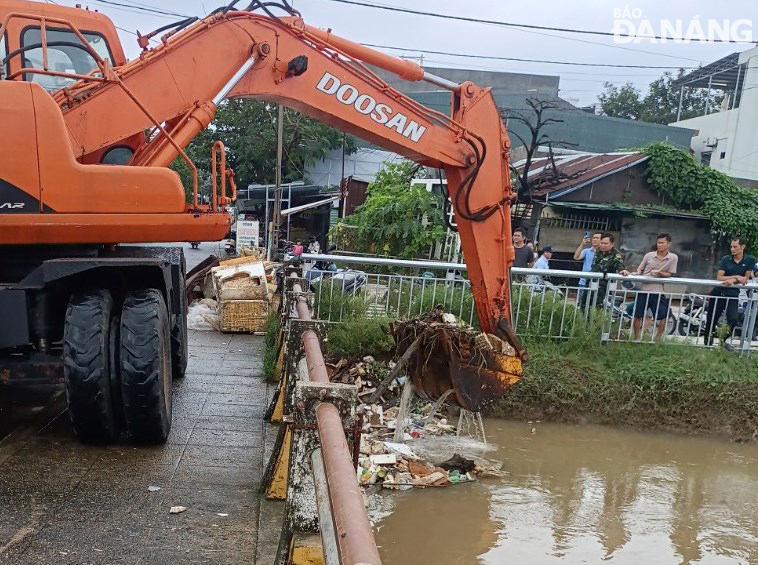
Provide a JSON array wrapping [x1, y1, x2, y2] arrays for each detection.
[[490, 339, 758, 441], [311, 316, 758, 441]]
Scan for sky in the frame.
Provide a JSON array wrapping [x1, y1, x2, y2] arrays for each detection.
[[43, 0, 755, 105]]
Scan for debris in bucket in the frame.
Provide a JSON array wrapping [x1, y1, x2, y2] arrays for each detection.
[[389, 307, 524, 412]]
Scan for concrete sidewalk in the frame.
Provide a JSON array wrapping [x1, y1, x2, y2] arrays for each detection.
[[0, 330, 278, 564]]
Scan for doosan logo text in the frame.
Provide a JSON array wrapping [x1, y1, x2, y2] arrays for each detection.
[[315, 72, 427, 142]]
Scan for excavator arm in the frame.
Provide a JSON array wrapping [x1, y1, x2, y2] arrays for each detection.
[[0, 3, 519, 341]]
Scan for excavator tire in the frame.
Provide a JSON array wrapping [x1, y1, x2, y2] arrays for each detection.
[[171, 271, 188, 380], [119, 289, 173, 444], [63, 290, 118, 444]]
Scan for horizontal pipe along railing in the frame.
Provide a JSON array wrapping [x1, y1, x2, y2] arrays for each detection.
[[297, 254, 756, 355], [291, 281, 382, 565]]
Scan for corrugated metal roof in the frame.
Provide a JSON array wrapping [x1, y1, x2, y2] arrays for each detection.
[[514, 152, 650, 199], [547, 201, 707, 220]]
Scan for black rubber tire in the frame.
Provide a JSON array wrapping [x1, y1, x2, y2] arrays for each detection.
[[171, 272, 188, 380], [120, 289, 173, 444], [109, 313, 125, 432], [63, 290, 118, 443]]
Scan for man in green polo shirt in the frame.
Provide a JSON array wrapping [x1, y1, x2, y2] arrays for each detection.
[[704, 237, 756, 348]]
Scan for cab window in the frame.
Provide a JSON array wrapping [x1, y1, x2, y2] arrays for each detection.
[[0, 35, 6, 79], [20, 27, 112, 92]]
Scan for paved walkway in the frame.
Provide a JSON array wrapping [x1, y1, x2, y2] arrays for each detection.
[[0, 330, 279, 564]]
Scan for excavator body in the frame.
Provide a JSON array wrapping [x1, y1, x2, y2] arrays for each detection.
[[0, 0, 523, 442]]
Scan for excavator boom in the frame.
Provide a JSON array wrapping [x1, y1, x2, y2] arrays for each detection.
[[0, 0, 520, 339]]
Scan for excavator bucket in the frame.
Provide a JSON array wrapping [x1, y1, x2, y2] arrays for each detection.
[[390, 310, 523, 412]]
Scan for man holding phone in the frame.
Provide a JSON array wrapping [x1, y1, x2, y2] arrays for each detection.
[[574, 231, 602, 308]]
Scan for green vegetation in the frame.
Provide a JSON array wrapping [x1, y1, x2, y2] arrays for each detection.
[[170, 100, 354, 203], [330, 162, 445, 258], [325, 317, 395, 359], [264, 268, 758, 440], [491, 338, 758, 440], [511, 288, 607, 342], [311, 282, 368, 322], [645, 143, 758, 252], [598, 70, 720, 124], [263, 311, 281, 383]]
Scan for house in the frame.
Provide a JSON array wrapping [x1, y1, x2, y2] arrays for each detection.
[[513, 152, 716, 278], [671, 46, 758, 188], [306, 67, 695, 187]]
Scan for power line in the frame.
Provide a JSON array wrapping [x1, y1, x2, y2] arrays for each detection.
[[87, 0, 189, 19], [364, 43, 698, 70], [324, 0, 757, 44], [325, 1, 702, 64], [418, 59, 663, 82]]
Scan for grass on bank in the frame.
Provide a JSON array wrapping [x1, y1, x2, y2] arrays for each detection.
[[492, 337, 758, 440]]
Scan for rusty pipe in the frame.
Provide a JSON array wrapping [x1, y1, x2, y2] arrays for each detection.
[[292, 281, 381, 564], [316, 402, 382, 565]]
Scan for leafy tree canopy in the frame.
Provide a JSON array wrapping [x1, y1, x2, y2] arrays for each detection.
[[331, 161, 445, 258], [599, 70, 723, 124], [170, 99, 355, 202]]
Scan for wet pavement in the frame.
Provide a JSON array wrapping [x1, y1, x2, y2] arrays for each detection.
[[0, 330, 279, 564]]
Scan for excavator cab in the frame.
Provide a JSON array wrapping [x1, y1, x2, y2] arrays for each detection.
[[0, 0, 126, 88]]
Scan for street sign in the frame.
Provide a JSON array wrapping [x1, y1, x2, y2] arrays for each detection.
[[236, 220, 260, 254]]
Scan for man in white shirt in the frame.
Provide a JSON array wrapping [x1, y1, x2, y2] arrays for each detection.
[[632, 233, 678, 341], [528, 245, 553, 288]]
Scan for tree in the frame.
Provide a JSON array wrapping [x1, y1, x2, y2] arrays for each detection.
[[506, 97, 573, 202], [332, 161, 445, 258], [645, 142, 758, 253], [640, 70, 721, 124], [598, 70, 724, 125], [170, 99, 355, 202], [597, 82, 643, 120]]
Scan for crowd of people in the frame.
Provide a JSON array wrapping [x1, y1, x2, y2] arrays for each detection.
[[513, 228, 757, 347]]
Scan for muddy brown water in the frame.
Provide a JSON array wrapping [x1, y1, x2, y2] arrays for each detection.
[[371, 421, 758, 564]]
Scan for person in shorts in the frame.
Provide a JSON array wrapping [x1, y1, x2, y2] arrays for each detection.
[[632, 233, 678, 341]]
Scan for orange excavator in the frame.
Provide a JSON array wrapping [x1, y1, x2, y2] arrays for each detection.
[[0, 0, 524, 443]]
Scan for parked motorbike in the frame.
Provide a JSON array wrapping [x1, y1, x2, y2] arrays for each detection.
[[673, 289, 758, 341], [602, 281, 676, 334], [307, 266, 367, 293]]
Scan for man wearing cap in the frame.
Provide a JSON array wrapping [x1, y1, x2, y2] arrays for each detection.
[[527, 245, 553, 288], [535, 245, 553, 271]]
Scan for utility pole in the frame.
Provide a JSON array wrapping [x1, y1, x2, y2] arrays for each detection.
[[268, 104, 284, 259]]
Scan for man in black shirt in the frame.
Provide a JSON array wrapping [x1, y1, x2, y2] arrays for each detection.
[[512, 227, 534, 269], [704, 237, 756, 348]]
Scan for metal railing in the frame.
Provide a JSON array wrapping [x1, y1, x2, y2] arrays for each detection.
[[511, 267, 758, 355], [299, 254, 757, 356], [302, 253, 477, 326]]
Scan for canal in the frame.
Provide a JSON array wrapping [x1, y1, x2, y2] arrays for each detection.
[[372, 421, 758, 564]]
